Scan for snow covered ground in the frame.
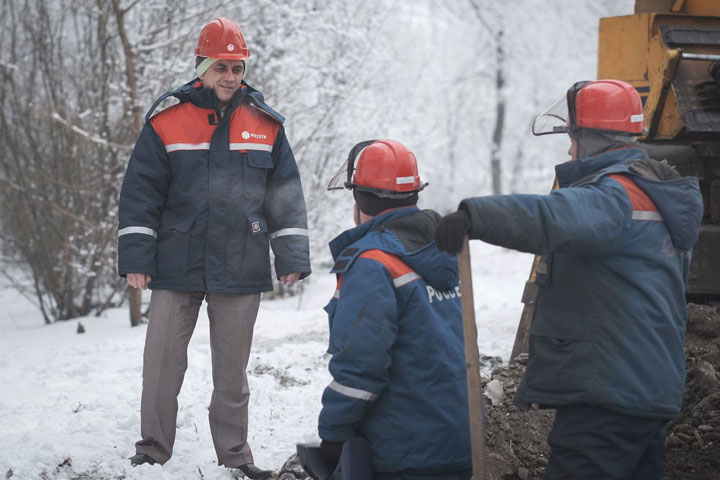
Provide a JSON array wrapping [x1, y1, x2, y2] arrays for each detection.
[[0, 242, 532, 480]]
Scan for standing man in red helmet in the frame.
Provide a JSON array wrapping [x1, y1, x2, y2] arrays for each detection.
[[435, 80, 703, 479], [118, 17, 310, 478], [314, 140, 472, 479]]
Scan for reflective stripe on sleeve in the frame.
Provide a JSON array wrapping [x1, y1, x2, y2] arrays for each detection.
[[393, 272, 421, 288], [230, 143, 273, 152], [328, 381, 378, 401], [165, 142, 210, 153], [269, 228, 309, 239], [333, 289, 340, 299], [118, 226, 158, 238], [632, 211, 664, 222]]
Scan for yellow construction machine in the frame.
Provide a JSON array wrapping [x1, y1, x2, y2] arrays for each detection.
[[512, 0, 720, 360]]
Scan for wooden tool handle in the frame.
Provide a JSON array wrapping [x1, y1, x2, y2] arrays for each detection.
[[458, 236, 487, 480]]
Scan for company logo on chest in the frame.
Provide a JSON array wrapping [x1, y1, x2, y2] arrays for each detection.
[[241, 131, 267, 140]]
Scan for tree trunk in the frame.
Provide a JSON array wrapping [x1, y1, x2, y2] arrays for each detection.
[[112, 0, 144, 326], [490, 28, 505, 195]]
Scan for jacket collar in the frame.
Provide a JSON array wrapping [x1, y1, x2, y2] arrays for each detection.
[[145, 79, 284, 124], [555, 147, 649, 188], [328, 206, 420, 260]]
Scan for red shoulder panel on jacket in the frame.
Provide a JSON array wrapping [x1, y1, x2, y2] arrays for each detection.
[[228, 106, 280, 147], [359, 249, 414, 279], [608, 174, 658, 212], [149, 103, 280, 151], [150, 103, 215, 146]]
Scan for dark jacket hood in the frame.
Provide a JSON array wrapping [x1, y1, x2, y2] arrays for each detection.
[[329, 206, 458, 291], [556, 147, 703, 251]]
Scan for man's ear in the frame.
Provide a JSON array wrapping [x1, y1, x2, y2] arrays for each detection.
[[353, 202, 360, 226]]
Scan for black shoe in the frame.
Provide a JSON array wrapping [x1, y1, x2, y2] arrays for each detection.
[[129, 453, 157, 466], [234, 463, 273, 479]]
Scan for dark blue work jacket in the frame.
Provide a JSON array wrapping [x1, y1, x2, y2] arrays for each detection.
[[318, 207, 472, 476], [118, 80, 310, 293], [461, 147, 703, 419]]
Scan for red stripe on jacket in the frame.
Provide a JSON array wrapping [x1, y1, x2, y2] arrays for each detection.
[[333, 249, 415, 299], [358, 249, 414, 279], [608, 174, 659, 212], [150, 102, 279, 148]]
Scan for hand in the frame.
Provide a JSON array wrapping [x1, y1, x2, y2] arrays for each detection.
[[435, 209, 471, 254], [320, 440, 343, 465], [280, 272, 301, 285], [127, 273, 152, 290]]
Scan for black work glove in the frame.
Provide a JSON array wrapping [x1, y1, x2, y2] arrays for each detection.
[[320, 440, 343, 466], [435, 208, 471, 254]]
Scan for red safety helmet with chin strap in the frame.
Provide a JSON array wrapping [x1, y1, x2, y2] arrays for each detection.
[[195, 17, 250, 60], [532, 79, 644, 137], [327, 140, 427, 198]]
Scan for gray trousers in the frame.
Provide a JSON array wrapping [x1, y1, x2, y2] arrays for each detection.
[[135, 289, 261, 466]]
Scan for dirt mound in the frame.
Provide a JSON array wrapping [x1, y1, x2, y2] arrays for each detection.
[[665, 303, 720, 480], [482, 303, 720, 480], [482, 356, 552, 480]]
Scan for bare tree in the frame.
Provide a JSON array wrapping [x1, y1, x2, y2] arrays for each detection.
[[0, 0, 129, 322], [467, 0, 506, 195]]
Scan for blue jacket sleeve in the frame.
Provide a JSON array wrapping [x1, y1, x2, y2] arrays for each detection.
[[117, 123, 171, 277], [265, 125, 311, 279], [460, 179, 631, 256], [318, 258, 398, 442]]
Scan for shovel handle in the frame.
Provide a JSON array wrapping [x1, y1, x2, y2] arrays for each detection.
[[458, 236, 487, 480]]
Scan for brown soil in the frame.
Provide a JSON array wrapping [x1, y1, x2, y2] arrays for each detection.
[[664, 304, 720, 480], [481, 303, 720, 480]]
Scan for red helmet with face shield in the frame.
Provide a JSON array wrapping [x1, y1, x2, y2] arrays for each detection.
[[532, 79, 644, 137], [327, 140, 427, 198]]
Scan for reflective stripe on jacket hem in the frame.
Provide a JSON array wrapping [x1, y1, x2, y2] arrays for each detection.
[[328, 380, 378, 401]]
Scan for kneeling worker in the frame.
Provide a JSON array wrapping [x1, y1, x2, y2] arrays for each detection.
[[315, 140, 472, 480]]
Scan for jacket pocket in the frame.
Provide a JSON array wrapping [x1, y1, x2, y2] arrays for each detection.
[[156, 216, 194, 276], [242, 214, 270, 275], [244, 151, 273, 201], [225, 214, 271, 284], [525, 312, 596, 394]]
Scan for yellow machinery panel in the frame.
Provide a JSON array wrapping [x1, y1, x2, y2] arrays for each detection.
[[599, 11, 720, 141], [685, 0, 720, 17], [598, 15, 651, 83]]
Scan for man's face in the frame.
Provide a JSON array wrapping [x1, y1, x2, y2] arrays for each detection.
[[201, 59, 245, 106], [568, 136, 578, 161]]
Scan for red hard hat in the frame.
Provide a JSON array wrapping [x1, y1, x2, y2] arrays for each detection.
[[532, 79, 644, 136], [195, 18, 250, 60], [574, 80, 644, 135], [327, 140, 426, 197]]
